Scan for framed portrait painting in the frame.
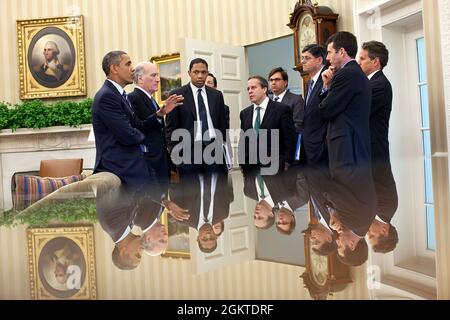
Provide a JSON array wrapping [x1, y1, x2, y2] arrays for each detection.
[[151, 53, 181, 105], [160, 209, 190, 259], [17, 16, 87, 99], [27, 226, 97, 300]]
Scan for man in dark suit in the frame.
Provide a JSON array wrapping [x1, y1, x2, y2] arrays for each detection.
[[325, 171, 376, 267], [129, 61, 181, 188], [165, 58, 228, 176], [358, 41, 398, 253], [206, 73, 230, 129], [268, 67, 304, 134], [300, 44, 329, 165], [96, 185, 164, 270], [319, 32, 373, 187], [169, 170, 233, 253], [92, 51, 183, 188], [239, 76, 296, 174]]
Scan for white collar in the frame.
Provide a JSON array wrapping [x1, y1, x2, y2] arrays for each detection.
[[190, 82, 206, 94], [115, 226, 131, 244], [135, 85, 156, 101], [375, 215, 389, 224], [253, 96, 270, 111], [107, 79, 125, 95], [368, 69, 381, 80], [273, 90, 287, 102], [311, 66, 325, 84]]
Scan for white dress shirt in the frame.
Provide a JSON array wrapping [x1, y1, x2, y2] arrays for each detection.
[[135, 85, 163, 124], [107, 79, 125, 95], [273, 90, 287, 102], [252, 96, 270, 129], [255, 175, 275, 208], [197, 173, 219, 230], [190, 83, 217, 142]]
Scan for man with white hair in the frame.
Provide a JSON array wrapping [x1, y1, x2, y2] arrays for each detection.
[[35, 41, 69, 85], [129, 62, 181, 187]]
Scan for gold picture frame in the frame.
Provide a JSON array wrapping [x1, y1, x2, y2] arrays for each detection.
[[151, 53, 181, 106], [160, 209, 190, 259], [27, 226, 97, 300], [17, 15, 87, 100]]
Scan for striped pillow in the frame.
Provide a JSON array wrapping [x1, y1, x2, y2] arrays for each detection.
[[13, 174, 84, 210]]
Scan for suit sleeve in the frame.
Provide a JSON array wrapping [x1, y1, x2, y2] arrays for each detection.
[[292, 94, 305, 131], [217, 92, 227, 142], [97, 93, 144, 146], [281, 106, 296, 164], [165, 89, 180, 150], [319, 69, 362, 120]]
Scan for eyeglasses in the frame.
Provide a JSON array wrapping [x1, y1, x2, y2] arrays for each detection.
[[269, 78, 284, 82], [301, 56, 313, 62]]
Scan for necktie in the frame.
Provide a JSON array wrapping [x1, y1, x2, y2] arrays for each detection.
[[203, 174, 212, 222], [310, 196, 321, 219], [306, 80, 314, 106], [197, 89, 210, 141], [254, 107, 261, 135], [122, 92, 135, 115], [256, 174, 266, 199], [273, 97, 280, 102], [123, 92, 148, 152], [149, 97, 159, 113]]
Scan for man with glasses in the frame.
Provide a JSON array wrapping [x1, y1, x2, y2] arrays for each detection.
[[268, 67, 304, 134], [300, 44, 329, 165], [129, 62, 183, 188]]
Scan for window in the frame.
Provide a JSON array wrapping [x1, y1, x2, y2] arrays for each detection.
[[416, 37, 435, 251]]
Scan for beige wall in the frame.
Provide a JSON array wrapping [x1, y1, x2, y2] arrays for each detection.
[[0, 0, 298, 104], [0, 0, 356, 105]]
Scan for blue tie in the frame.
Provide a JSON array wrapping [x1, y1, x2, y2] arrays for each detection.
[[122, 92, 134, 114], [150, 97, 159, 113], [306, 80, 314, 106], [198, 89, 210, 141]]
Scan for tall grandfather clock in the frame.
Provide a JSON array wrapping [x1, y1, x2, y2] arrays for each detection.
[[287, 0, 338, 92]]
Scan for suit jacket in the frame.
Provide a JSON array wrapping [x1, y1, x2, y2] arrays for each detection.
[[369, 71, 398, 222], [96, 186, 163, 242], [92, 80, 161, 186], [224, 104, 230, 130], [169, 171, 233, 229], [239, 99, 296, 170], [280, 90, 304, 133], [128, 88, 170, 183], [243, 168, 306, 211], [302, 67, 328, 164], [165, 84, 227, 152], [370, 70, 392, 163], [303, 166, 376, 236], [319, 61, 372, 185]]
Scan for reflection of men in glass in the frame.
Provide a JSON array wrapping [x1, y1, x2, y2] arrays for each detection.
[[36, 41, 69, 83]]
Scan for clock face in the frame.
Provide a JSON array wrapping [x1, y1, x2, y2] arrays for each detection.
[[309, 244, 328, 287], [298, 13, 316, 54]]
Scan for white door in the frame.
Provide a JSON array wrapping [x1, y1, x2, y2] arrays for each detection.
[[189, 170, 255, 274], [181, 38, 249, 166]]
